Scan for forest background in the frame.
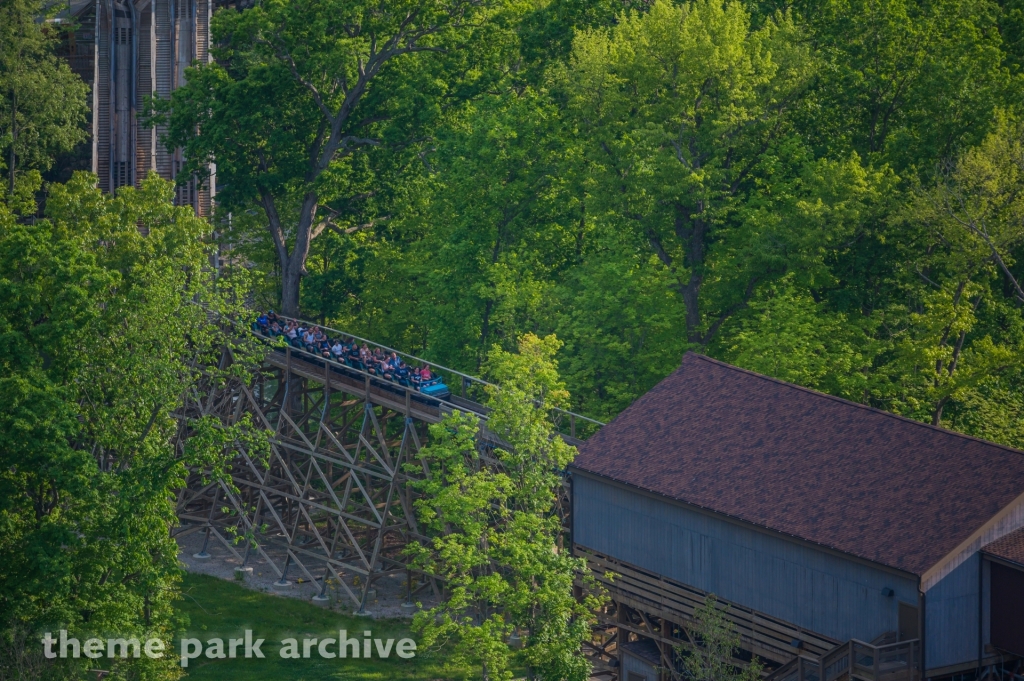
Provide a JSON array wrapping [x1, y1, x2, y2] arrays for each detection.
[[154, 0, 1024, 445], [3, 0, 1024, 677]]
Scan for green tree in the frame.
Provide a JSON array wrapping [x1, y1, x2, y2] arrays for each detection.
[[553, 227, 691, 419], [753, 0, 1018, 172], [0, 0, 89, 211], [720, 110, 1024, 440], [384, 90, 582, 369], [150, 0, 507, 317], [0, 172, 264, 679], [719, 276, 874, 401], [999, 0, 1024, 73], [678, 596, 762, 681], [561, 0, 883, 349], [409, 334, 600, 681], [880, 112, 1024, 427]]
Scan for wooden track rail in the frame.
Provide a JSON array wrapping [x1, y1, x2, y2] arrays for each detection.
[[175, 333, 600, 613], [176, 326, 921, 681]]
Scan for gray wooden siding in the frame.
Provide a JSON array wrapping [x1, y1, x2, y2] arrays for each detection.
[[924, 552, 981, 670], [573, 473, 918, 644]]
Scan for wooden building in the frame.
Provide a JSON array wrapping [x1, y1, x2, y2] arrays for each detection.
[[60, 0, 213, 215], [571, 353, 1024, 681]]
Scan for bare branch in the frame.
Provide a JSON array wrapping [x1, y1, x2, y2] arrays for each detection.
[[930, 171, 1024, 303], [915, 265, 941, 289], [314, 215, 392, 239], [340, 136, 380, 148], [671, 138, 693, 170], [280, 49, 334, 123], [962, 219, 1024, 302]]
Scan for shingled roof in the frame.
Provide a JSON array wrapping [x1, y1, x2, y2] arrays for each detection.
[[570, 352, 1024, 576], [984, 528, 1024, 568]]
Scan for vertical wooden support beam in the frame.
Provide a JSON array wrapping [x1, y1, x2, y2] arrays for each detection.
[[177, 335, 600, 616], [617, 599, 628, 674]]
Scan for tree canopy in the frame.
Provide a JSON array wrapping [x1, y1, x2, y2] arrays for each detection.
[[229, 0, 1024, 442], [149, 0, 517, 316], [7, 0, 1024, 673], [0, 0, 88, 212], [410, 334, 601, 681], [0, 173, 263, 680]]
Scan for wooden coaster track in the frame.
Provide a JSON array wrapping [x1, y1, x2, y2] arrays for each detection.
[[174, 320, 602, 612]]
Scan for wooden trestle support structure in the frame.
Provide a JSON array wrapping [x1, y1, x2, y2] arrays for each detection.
[[173, 328, 602, 614], [172, 324, 939, 681]]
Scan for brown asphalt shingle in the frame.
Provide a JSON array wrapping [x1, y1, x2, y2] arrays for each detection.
[[984, 527, 1024, 568], [571, 352, 1024, 576]]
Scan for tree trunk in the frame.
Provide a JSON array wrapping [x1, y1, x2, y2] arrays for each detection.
[[280, 193, 320, 317], [475, 232, 503, 368], [931, 396, 949, 426], [675, 203, 707, 345], [261, 190, 318, 318], [682, 277, 703, 345], [281, 261, 302, 317], [8, 88, 16, 196]]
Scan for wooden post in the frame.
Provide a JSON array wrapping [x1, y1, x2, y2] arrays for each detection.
[[617, 600, 628, 674], [284, 347, 293, 421], [176, 325, 604, 617], [324, 359, 331, 419]]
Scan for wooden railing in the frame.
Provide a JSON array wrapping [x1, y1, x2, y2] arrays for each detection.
[[576, 546, 840, 664], [771, 655, 822, 681], [818, 638, 920, 681], [580, 544, 922, 680]]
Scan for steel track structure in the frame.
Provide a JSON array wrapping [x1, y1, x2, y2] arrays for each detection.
[[174, 324, 603, 613]]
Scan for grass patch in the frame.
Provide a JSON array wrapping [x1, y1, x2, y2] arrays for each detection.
[[174, 573, 465, 680]]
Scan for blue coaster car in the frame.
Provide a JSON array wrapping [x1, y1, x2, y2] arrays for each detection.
[[419, 381, 451, 400]]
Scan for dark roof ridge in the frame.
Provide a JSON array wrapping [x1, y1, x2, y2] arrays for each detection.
[[683, 351, 1024, 460]]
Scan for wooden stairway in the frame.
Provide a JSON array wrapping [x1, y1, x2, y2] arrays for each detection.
[[768, 634, 920, 681]]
